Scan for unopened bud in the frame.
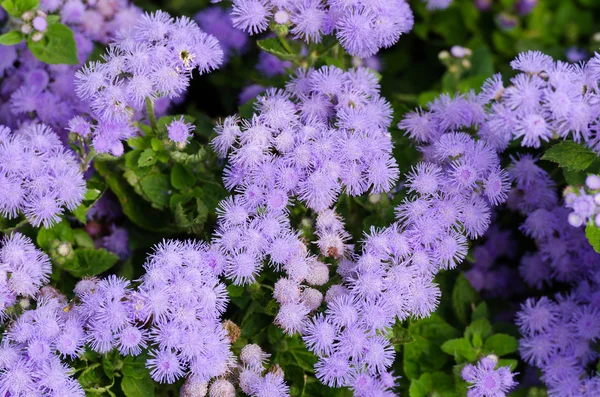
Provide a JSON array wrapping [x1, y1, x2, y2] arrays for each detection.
[[21, 11, 33, 21], [31, 32, 44, 42], [20, 24, 32, 34], [274, 10, 289, 25], [222, 319, 241, 343], [180, 377, 208, 397], [209, 379, 234, 397], [461, 59, 472, 69], [438, 50, 450, 60]]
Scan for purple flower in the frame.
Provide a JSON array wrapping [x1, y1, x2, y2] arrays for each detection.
[[462, 357, 518, 397]]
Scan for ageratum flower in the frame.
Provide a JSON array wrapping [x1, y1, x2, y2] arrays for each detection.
[[462, 356, 517, 397], [226, 0, 414, 58], [0, 124, 86, 227], [0, 233, 51, 321], [0, 297, 86, 396], [400, 50, 600, 154], [72, 11, 223, 155]]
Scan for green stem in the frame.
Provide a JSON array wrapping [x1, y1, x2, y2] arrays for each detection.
[[278, 35, 293, 55], [80, 147, 97, 172], [145, 96, 158, 133]]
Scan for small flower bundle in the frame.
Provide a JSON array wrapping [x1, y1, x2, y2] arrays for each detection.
[[135, 240, 233, 384], [227, 0, 414, 58], [0, 124, 86, 227], [72, 10, 223, 155], [564, 174, 600, 227], [400, 50, 600, 154], [238, 344, 289, 396], [0, 233, 52, 321], [0, 0, 140, 135], [461, 356, 517, 397], [0, 296, 86, 396]]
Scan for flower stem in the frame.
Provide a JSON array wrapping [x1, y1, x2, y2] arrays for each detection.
[[145, 96, 158, 133]]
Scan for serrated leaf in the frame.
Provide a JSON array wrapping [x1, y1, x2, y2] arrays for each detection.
[[37, 220, 74, 250], [441, 338, 477, 362], [59, 248, 118, 278], [27, 23, 78, 65], [465, 318, 493, 344], [0, 30, 23, 45], [453, 273, 480, 326], [171, 163, 196, 191], [390, 322, 415, 349], [541, 141, 597, 171], [137, 149, 157, 167], [585, 222, 600, 253], [139, 173, 171, 209], [483, 334, 519, 356], [121, 376, 155, 397], [257, 37, 297, 61]]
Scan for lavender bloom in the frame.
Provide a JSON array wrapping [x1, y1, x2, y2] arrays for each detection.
[[136, 240, 233, 384], [0, 0, 140, 135], [72, 11, 223, 154], [0, 297, 86, 396], [462, 356, 518, 397], [0, 124, 86, 227], [0, 233, 52, 321], [227, 0, 414, 58], [400, 50, 600, 154]]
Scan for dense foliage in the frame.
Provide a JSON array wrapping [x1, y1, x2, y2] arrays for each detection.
[[1, 0, 600, 396]]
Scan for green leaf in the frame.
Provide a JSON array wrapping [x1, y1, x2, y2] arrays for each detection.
[[139, 173, 171, 209], [121, 376, 155, 397], [0, 30, 23, 45], [441, 338, 477, 362], [409, 372, 457, 397], [171, 163, 196, 191], [73, 229, 95, 249], [27, 23, 78, 65], [78, 363, 110, 390], [94, 161, 174, 233], [37, 220, 74, 250], [585, 222, 600, 253], [541, 141, 598, 172], [483, 334, 519, 356], [257, 37, 297, 61], [1, 0, 38, 16], [121, 354, 149, 379], [390, 323, 415, 349], [472, 302, 489, 322], [465, 318, 493, 345], [452, 273, 480, 326], [59, 248, 118, 278], [137, 149, 157, 167], [498, 358, 519, 371]]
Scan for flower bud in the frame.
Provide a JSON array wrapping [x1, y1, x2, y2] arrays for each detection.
[[31, 32, 44, 42], [20, 24, 32, 34], [21, 11, 33, 21]]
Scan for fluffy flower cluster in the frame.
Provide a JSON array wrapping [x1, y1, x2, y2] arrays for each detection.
[[40, 0, 140, 44], [304, 131, 509, 390], [0, 0, 139, 135], [0, 233, 51, 320], [509, 158, 600, 395], [507, 156, 600, 286], [0, 124, 86, 227], [0, 296, 86, 396], [72, 11, 223, 155], [564, 175, 600, 227], [76, 276, 144, 357], [213, 66, 399, 211], [461, 356, 517, 397], [227, 0, 414, 58], [401, 50, 600, 153], [135, 240, 233, 384], [238, 344, 289, 396]]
